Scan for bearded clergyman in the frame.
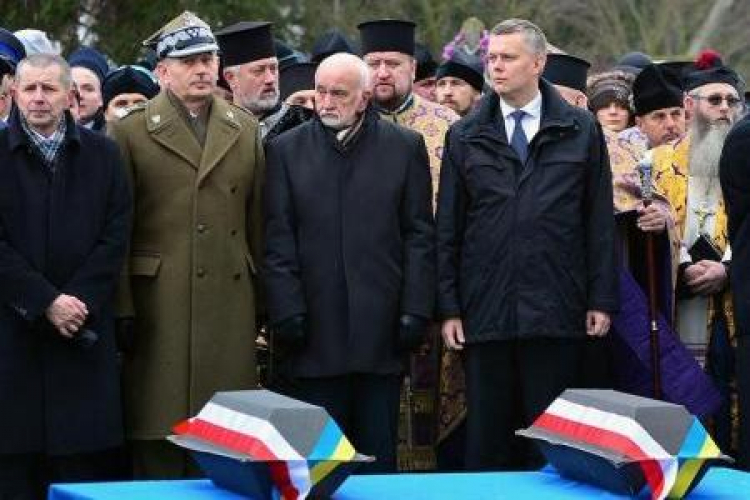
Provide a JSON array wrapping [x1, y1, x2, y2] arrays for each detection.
[[653, 50, 743, 454]]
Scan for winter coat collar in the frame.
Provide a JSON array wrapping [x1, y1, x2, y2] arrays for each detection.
[[145, 92, 243, 184], [7, 107, 80, 151], [465, 78, 578, 144], [313, 104, 380, 153]]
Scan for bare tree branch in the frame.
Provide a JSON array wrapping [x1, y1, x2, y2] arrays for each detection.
[[688, 0, 734, 55]]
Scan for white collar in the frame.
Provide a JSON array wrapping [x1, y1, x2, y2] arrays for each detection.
[[499, 91, 542, 120]]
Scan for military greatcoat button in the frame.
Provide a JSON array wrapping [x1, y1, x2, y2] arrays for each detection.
[[230, 185, 238, 194], [197, 223, 207, 233], [197, 268, 206, 278]]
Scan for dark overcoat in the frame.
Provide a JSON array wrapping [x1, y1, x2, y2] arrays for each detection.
[[436, 79, 619, 342], [720, 115, 750, 337], [0, 110, 131, 454], [262, 103, 313, 143], [264, 109, 435, 377]]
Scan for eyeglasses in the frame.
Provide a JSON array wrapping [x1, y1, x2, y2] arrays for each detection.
[[690, 93, 743, 108]]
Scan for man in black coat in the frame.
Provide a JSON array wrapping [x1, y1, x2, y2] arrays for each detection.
[[720, 114, 750, 469], [436, 19, 618, 470], [264, 53, 435, 473], [0, 53, 131, 498]]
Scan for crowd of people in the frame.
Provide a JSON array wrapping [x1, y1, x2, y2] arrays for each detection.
[[1, 11, 749, 500]]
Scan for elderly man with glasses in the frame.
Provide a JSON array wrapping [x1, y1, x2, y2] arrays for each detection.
[[652, 50, 744, 457]]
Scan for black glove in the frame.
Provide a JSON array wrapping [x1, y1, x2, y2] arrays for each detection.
[[397, 314, 428, 353], [72, 328, 99, 349], [273, 314, 307, 351], [116, 317, 135, 355]]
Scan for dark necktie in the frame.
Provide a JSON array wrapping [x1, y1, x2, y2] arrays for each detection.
[[510, 109, 529, 164]]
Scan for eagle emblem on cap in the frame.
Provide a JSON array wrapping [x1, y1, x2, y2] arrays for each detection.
[[182, 12, 201, 27], [142, 10, 218, 59]]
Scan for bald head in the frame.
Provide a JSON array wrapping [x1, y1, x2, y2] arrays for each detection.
[[315, 52, 371, 130], [316, 52, 371, 91]]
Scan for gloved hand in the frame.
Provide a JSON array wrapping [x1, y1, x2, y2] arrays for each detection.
[[397, 314, 428, 353], [272, 314, 307, 351]]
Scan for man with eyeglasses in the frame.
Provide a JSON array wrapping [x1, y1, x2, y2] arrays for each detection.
[[108, 11, 264, 478], [652, 50, 743, 456]]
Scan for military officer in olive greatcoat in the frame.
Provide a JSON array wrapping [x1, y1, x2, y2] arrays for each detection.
[[109, 11, 265, 478]]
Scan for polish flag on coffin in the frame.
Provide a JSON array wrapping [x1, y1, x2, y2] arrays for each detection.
[[517, 389, 730, 500], [169, 390, 372, 500]]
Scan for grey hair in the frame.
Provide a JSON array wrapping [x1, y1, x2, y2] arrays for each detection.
[[317, 52, 371, 90], [16, 53, 72, 89], [222, 55, 276, 78], [491, 19, 548, 56]]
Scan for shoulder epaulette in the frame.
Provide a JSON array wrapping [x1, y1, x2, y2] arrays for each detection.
[[227, 102, 256, 122], [119, 102, 147, 119]]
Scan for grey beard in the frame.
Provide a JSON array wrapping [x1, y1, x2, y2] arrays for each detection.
[[246, 93, 279, 115], [688, 118, 731, 179], [320, 115, 349, 130]]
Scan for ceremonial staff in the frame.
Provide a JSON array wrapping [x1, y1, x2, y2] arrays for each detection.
[[638, 153, 661, 399]]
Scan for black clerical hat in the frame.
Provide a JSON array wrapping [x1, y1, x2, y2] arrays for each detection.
[[358, 19, 416, 56], [280, 62, 317, 100], [632, 63, 684, 116], [311, 29, 356, 64], [436, 52, 484, 92], [414, 43, 437, 81], [543, 53, 590, 93], [684, 50, 740, 92], [215, 21, 275, 67], [657, 61, 691, 87]]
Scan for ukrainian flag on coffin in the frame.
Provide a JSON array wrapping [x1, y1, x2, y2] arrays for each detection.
[[517, 389, 731, 500], [168, 390, 373, 500]]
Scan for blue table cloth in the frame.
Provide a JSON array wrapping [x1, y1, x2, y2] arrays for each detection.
[[49, 467, 749, 499]]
